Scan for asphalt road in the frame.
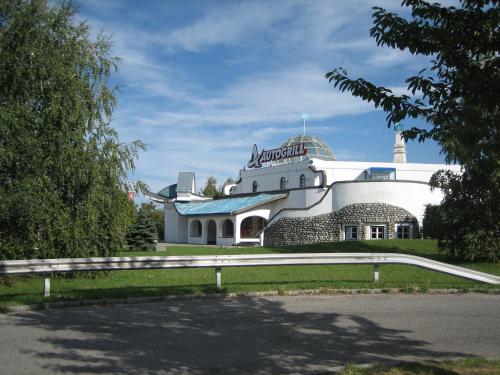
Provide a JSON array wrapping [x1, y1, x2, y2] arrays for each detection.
[[0, 294, 499, 374]]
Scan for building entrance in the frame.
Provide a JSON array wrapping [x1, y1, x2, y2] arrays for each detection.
[[207, 220, 217, 245]]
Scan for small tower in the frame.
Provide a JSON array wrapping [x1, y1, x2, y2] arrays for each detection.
[[393, 123, 407, 163]]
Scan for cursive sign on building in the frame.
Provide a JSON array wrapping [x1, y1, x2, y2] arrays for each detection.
[[247, 143, 307, 169]]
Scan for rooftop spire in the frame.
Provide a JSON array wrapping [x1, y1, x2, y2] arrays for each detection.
[[300, 113, 309, 135], [393, 123, 407, 163]]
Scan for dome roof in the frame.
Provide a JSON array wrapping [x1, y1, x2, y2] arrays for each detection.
[[279, 134, 335, 163]]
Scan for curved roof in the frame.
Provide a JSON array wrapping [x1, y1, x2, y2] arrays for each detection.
[[174, 193, 287, 216], [279, 134, 335, 163]]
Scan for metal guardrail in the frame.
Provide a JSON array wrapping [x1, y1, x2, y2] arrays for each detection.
[[1, 253, 499, 297]]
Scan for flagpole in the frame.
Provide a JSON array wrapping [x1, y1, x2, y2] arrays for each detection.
[[301, 113, 309, 136]]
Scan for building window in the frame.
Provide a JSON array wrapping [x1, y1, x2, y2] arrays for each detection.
[[344, 225, 358, 240], [299, 174, 306, 188], [240, 217, 253, 238], [364, 167, 396, 181], [280, 177, 286, 190], [397, 225, 410, 239], [191, 220, 202, 237], [370, 225, 385, 239], [222, 219, 234, 238], [252, 181, 258, 193]]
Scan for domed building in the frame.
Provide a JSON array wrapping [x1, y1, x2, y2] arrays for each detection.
[[278, 134, 335, 164], [148, 128, 461, 247]]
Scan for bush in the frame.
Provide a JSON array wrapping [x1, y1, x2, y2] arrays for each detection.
[[422, 205, 444, 239]]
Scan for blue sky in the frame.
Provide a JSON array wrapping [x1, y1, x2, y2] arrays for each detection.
[[78, 0, 448, 194]]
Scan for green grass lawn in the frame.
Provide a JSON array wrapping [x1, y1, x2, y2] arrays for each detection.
[[339, 357, 500, 375], [1, 240, 499, 309]]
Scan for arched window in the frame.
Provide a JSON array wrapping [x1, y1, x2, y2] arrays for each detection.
[[299, 174, 306, 188], [252, 181, 258, 193], [240, 216, 267, 238], [222, 219, 234, 237], [280, 177, 286, 190], [190, 220, 202, 237]]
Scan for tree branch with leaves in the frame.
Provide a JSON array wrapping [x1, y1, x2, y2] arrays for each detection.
[[326, 0, 499, 260]]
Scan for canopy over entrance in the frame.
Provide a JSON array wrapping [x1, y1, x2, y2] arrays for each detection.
[[174, 193, 287, 216]]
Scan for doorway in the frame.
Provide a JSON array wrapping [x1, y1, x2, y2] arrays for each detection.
[[207, 220, 217, 245]]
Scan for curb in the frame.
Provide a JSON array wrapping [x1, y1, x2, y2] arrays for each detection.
[[2, 287, 499, 313]]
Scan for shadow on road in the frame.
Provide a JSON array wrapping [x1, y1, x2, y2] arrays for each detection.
[[7, 297, 470, 374]]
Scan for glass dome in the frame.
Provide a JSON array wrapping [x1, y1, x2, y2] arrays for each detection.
[[279, 134, 335, 164]]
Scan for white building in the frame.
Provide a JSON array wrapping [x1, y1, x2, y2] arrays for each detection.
[[146, 128, 460, 247]]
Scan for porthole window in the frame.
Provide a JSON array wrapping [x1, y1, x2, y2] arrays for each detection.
[[252, 181, 258, 193], [280, 177, 286, 190], [299, 174, 306, 188]]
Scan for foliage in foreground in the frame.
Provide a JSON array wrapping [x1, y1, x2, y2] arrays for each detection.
[[326, 0, 499, 261], [0, 0, 143, 260]]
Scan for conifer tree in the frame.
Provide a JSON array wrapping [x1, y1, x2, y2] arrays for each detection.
[[126, 210, 158, 251]]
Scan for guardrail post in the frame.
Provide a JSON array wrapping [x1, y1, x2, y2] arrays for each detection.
[[215, 267, 222, 289], [44, 277, 51, 297], [373, 264, 380, 283]]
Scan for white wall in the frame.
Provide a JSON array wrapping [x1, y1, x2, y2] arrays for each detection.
[[235, 209, 270, 244], [313, 159, 461, 185], [231, 158, 461, 195], [186, 216, 238, 246], [232, 159, 315, 194], [268, 188, 331, 219], [217, 217, 236, 246], [266, 180, 444, 225], [165, 203, 188, 243], [331, 181, 444, 224], [187, 217, 205, 245]]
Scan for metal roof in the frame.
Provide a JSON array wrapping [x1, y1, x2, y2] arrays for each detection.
[[158, 183, 177, 199], [177, 172, 195, 193], [175, 193, 287, 216]]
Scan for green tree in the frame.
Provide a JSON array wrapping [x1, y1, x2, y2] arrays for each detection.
[[202, 176, 221, 199], [138, 202, 165, 241], [422, 204, 445, 239], [126, 210, 157, 251], [326, 0, 499, 261], [0, 0, 144, 260], [202, 177, 234, 199]]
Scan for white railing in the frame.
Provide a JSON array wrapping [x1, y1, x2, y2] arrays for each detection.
[[1, 253, 499, 297]]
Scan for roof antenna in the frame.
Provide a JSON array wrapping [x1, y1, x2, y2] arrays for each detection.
[[301, 113, 309, 135]]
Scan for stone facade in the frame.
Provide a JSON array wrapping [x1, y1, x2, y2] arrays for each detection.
[[264, 203, 418, 247]]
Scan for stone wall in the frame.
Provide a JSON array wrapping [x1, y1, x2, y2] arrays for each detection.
[[264, 203, 418, 247]]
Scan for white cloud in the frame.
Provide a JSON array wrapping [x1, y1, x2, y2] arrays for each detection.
[[164, 0, 377, 56], [135, 64, 380, 129], [367, 48, 414, 67], [78, 1, 434, 193], [166, 2, 297, 52]]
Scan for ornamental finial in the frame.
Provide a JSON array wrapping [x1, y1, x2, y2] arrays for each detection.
[[394, 123, 405, 132]]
